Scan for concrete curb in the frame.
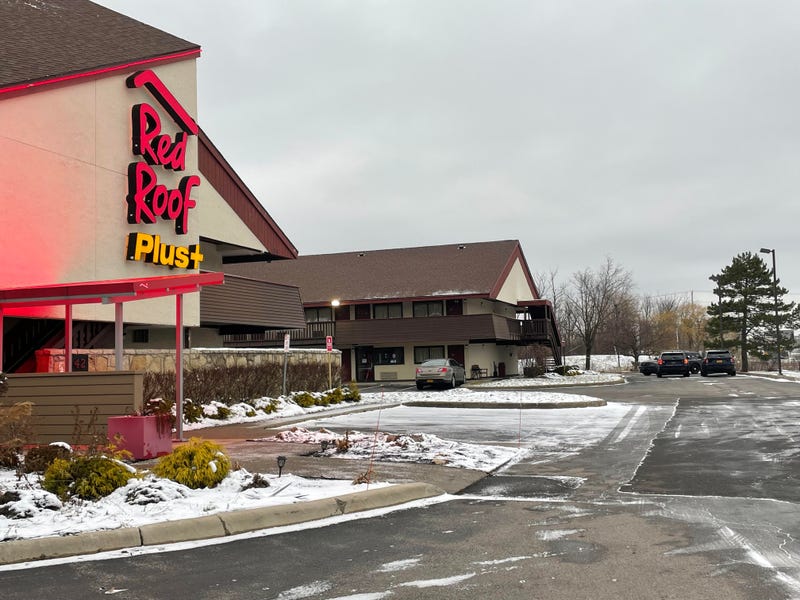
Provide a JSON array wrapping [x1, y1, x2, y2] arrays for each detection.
[[0, 482, 444, 566], [464, 378, 625, 392], [404, 399, 607, 409]]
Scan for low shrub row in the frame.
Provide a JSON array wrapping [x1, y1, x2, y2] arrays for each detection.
[[40, 439, 231, 501], [143, 361, 335, 408]]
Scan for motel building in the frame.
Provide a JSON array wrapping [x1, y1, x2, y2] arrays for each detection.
[[0, 0, 306, 381]]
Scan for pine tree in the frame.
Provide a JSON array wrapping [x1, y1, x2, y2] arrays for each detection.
[[706, 251, 797, 371]]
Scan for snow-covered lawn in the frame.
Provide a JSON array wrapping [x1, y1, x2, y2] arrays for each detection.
[[471, 371, 623, 388], [263, 427, 525, 471], [0, 386, 609, 544]]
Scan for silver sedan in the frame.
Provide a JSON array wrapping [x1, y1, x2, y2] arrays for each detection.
[[415, 358, 466, 390]]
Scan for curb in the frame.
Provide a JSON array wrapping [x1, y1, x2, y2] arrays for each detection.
[[404, 399, 607, 409], [0, 482, 444, 566], [465, 378, 625, 392]]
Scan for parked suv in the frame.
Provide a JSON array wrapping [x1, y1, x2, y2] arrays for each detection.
[[657, 351, 690, 377], [683, 351, 702, 374], [701, 349, 736, 377]]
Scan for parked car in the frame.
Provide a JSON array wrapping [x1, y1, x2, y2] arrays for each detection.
[[684, 351, 702, 374], [639, 359, 658, 375], [701, 349, 736, 376], [657, 351, 690, 377], [415, 358, 467, 389]]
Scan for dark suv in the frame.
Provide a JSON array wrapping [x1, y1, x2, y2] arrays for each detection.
[[701, 349, 736, 377], [657, 351, 690, 377], [684, 351, 702, 374]]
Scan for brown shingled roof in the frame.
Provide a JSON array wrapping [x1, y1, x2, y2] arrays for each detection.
[[0, 0, 200, 91], [227, 240, 540, 305]]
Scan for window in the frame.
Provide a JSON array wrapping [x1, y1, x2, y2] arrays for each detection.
[[305, 307, 333, 322], [354, 304, 371, 320], [414, 346, 445, 363], [413, 301, 444, 317], [132, 329, 149, 343], [374, 303, 402, 319], [446, 299, 463, 316], [374, 347, 404, 365]]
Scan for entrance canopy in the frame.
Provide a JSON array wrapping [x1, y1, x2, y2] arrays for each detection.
[[0, 272, 225, 440], [0, 272, 223, 308]]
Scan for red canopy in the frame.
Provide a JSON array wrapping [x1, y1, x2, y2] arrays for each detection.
[[0, 272, 224, 307], [0, 272, 225, 441]]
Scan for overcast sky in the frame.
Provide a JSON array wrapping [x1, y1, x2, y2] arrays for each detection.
[[97, 0, 800, 302]]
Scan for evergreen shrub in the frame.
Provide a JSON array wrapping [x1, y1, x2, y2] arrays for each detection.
[[153, 438, 230, 489], [43, 455, 138, 501]]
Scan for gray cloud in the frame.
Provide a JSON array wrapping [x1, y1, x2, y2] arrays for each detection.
[[97, 0, 800, 300]]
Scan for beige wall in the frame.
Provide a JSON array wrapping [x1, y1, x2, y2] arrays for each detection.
[[495, 258, 537, 305], [367, 341, 519, 381], [0, 60, 254, 327]]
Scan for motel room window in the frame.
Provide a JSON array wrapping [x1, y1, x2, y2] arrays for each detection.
[[132, 329, 149, 343], [374, 347, 405, 365], [354, 304, 371, 320], [414, 346, 445, 363], [413, 301, 444, 318], [373, 303, 403, 319], [446, 299, 463, 316], [305, 307, 333, 322]]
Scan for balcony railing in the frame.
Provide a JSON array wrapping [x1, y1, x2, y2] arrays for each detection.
[[224, 321, 334, 346]]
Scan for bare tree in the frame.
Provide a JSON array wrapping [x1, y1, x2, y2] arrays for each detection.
[[535, 267, 577, 356], [564, 258, 634, 370]]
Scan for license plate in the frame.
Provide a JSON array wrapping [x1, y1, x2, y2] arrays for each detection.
[[715, 359, 722, 363], [426, 379, 435, 383]]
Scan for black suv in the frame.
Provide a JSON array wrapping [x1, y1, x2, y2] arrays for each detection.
[[683, 351, 702, 374], [657, 351, 690, 377], [701, 349, 736, 376]]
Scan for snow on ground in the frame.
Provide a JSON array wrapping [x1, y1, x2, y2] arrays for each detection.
[[184, 378, 617, 432], [262, 427, 525, 471], [471, 371, 623, 388], [0, 469, 388, 542], [0, 385, 611, 543]]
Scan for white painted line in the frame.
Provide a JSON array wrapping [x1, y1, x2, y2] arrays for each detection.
[[613, 406, 647, 444]]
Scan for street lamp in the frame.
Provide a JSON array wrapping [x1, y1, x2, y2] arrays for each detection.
[[759, 248, 782, 375], [328, 299, 341, 388]]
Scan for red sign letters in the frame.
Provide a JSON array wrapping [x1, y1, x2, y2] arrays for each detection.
[[125, 70, 203, 269]]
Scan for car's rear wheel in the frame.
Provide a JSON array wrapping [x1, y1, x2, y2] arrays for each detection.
[[416, 381, 424, 390], [729, 371, 736, 376], [657, 373, 662, 378], [683, 371, 690, 377], [643, 372, 651, 376], [690, 365, 700, 374]]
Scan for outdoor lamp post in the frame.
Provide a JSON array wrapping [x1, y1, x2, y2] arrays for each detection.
[[759, 248, 782, 375], [328, 299, 340, 388]]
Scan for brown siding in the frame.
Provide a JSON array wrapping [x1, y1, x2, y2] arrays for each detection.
[[201, 274, 306, 329], [3, 372, 143, 445], [335, 314, 509, 346]]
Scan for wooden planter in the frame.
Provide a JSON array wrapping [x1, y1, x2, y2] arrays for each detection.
[[107, 415, 173, 460]]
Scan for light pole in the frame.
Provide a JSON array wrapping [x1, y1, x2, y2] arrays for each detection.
[[329, 299, 340, 388], [759, 248, 782, 375]]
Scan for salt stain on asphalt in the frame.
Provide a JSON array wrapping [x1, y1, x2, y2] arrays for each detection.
[[536, 528, 583, 541], [397, 572, 476, 588], [275, 579, 332, 599], [375, 556, 422, 572]]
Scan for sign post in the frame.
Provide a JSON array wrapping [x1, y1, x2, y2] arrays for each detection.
[[326, 335, 333, 389], [282, 333, 290, 397]]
